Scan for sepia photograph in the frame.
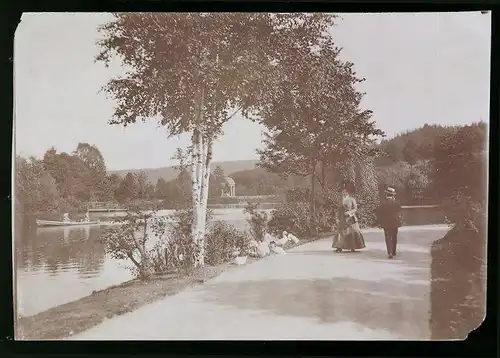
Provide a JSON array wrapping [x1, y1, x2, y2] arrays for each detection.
[[13, 12, 490, 341]]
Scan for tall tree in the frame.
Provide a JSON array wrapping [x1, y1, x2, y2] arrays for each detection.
[[432, 122, 487, 231], [155, 178, 169, 200], [103, 173, 123, 201], [134, 171, 153, 200], [73, 142, 107, 174], [257, 43, 384, 213], [209, 165, 226, 199], [15, 155, 61, 215], [96, 13, 337, 265], [73, 142, 108, 199], [42, 148, 91, 202], [115, 172, 139, 203]]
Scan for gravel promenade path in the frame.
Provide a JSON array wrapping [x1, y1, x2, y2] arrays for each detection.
[[70, 225, 450, 340]]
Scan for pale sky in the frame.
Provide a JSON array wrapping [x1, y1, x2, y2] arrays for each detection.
[[14, 12, 491, 171]]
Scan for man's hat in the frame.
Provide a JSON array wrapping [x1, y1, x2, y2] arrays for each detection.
[[384, 186, 396, 196]]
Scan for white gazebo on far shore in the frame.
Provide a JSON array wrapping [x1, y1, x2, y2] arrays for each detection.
[[221, 177, 236, 197]]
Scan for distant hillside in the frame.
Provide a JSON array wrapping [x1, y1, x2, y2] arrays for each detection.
[[109, 122, 486, 185], [376, 123, 461, 165], [109, 159, 260, 183]]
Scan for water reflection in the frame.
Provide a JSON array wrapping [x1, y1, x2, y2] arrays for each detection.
[[15, 224, 132, 317], [19, 225, 101, 274]]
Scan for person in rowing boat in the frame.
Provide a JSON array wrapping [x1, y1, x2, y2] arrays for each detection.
[[63, 213, 71, 222], [85, 211, 90, 222]]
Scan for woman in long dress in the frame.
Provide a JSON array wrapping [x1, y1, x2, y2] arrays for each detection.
[[332, 182, 366, 253]]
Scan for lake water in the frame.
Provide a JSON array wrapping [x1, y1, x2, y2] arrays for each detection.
[[14, 208, 259, 317]]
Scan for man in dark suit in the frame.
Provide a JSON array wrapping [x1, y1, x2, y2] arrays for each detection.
[[376, 186, 402, 259]]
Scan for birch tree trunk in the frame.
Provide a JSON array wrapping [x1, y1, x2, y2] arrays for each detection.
[[190, 88, 209, 267], [200, 137, 213, 226], [197, 137, 213, 265]]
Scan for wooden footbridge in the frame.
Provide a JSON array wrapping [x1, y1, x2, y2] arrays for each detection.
[[86, 202, 126, 213]]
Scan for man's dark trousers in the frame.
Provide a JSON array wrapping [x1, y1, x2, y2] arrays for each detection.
[[383, 227, 398, 256]]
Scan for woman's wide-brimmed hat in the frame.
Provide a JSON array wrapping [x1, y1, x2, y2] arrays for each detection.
[[384, 186, 396, 196], [342, 180, 355, 193]]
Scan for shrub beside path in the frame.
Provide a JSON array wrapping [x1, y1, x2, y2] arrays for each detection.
[[70, 225, 449, 340]]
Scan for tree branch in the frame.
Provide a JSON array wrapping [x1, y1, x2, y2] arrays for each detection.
[[224, 105, 244, 122], [126, 251, 142, 271]]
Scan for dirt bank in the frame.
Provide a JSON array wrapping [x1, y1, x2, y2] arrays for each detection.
[[430, 225, 487, 339]]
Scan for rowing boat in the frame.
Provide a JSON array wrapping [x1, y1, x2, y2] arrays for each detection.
[[36, 219, 101, 227]]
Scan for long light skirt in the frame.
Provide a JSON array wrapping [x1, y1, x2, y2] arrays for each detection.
[[332, 223, 366, 250]]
